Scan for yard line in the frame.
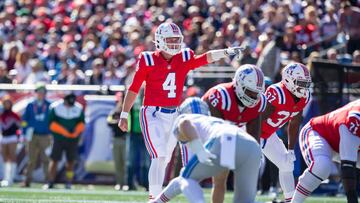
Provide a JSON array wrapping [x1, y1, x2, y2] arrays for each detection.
[[0, 188, 146, 195], [0, 198, 141, 203]]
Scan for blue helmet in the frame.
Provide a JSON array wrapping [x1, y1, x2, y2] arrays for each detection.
[[179, 97, 210, 115]]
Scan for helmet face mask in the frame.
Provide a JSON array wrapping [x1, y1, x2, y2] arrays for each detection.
[[155, 23, 183, 55], [234, 64, 265, 108], [282, 63, 312, 98]]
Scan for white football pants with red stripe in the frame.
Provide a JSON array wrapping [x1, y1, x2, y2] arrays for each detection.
[[139, 106, 179, 199]]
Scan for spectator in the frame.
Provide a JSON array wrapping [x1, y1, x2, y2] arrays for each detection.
[[256, 34, 283, 81], [352, 50, 360, 64], [44, 92, 85, 189], [0, 95, 21, 187], [320, 5, 339, 49], [0, 61, 12, 83], [24, 59, 49, 84], [339, 1, 360, 54], [14, 50, 32, 84], [22, 83, 51, 187], [106, 92, 127, 191], [3, 43, 20, 71], [326, 48, 338, 61], [86, 58, 104, 85], [127, 89, 149, 191]]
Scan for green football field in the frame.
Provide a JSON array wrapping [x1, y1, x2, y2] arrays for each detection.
[[0, 184, 352, 203]]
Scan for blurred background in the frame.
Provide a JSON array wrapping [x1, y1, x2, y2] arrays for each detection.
[[0, 0, 359, 198]]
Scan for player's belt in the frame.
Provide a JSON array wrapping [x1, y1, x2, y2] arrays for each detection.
[[156, 107, 177, 114]]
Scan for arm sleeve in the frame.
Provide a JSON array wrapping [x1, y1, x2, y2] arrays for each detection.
[[187, 49, 208, 70], [128, 54, 148, 93]]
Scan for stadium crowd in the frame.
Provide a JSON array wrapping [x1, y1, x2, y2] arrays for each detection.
[[0, 0, 359, 200], [0, 0, 359, 86]]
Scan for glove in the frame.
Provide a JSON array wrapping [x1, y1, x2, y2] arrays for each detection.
[[225, 47, 245, 56], [287, 150, 296, 163], [188, 138, 217, 166], [196, 148, 217, 166]]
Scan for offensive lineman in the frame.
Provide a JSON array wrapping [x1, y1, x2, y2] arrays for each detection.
[[201, 64, 266, 203], [292, 100, 360, 203], [261, 63, 312, 203], [118, 21, 243, 200], [152, 97, 262, 203]]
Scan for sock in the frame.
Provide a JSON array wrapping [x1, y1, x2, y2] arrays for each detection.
[[153, 177, 182, 203], [181, 178, 205, 203], [148, 157, 166, 199], [10, 163, 16, 184], [3, 162, 11, 182], [279, 171, 295, 202], [292, 169, 322, 203], [66, 171, 74, 183]]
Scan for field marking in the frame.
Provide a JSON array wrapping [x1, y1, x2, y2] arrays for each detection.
[[0, 198, 141, 203], [0, 187, 145, 196]]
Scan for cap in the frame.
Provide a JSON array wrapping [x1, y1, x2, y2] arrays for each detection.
[[35, 82, 47, 92]]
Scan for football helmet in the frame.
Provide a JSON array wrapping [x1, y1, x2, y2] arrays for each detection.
[[281, 63, 312, 98], [234, 64, 265, 108], [154, 22, 183, 55], [179, 97, 210, 115]]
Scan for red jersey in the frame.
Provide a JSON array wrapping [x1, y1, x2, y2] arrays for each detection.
[[202, 82, 267, 127], [310, 100, 360, 153], [129, 49, 208, 106], [261, 82, 311, 139]]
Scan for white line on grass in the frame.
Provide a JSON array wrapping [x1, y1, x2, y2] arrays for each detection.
[[0, 187, 145, 196], [0, 199, 142, 203]]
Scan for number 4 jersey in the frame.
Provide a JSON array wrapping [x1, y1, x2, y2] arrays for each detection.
[[128, 49, 208, 106], [261, 82, 311, 139]]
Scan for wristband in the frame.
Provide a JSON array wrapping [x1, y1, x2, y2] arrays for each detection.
[[120, 112, 129, 119]]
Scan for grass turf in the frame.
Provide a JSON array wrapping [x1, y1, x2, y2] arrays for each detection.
[[0, 184, 350, 203]]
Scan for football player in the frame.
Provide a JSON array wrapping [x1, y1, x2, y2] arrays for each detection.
[[118, 22, 243, 200], [292, 100, 360, 203], [261, 63, 312, 203], [201, 64, 266, 203], [151, 97, 262, 203]]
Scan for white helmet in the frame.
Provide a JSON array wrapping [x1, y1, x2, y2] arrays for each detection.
[[154, 22, 183, 55], [234, 64, 265, 108], [281, 63, 312, 98], [179, 97, 210, 115]]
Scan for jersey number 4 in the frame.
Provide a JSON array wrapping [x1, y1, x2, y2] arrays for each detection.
[[163, 73, 176, 98]]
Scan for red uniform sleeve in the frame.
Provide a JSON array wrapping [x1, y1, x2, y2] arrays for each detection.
[[186, 49, 208, 70], [265, 86, 281, 108], [346, 112, 360, 137], [128, 54, 148, 93]]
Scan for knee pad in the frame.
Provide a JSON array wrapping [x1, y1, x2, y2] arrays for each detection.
[[309, 155, 332, 181]]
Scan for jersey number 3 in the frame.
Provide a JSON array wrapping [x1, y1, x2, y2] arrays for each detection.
[[163, 73, 176, 98], [267, 111, 299, 127]]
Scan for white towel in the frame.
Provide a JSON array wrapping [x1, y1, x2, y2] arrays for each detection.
[[220, 133, 236, 170]]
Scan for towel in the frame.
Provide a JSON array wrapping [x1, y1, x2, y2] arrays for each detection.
[[220, 133, 236, 170]]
